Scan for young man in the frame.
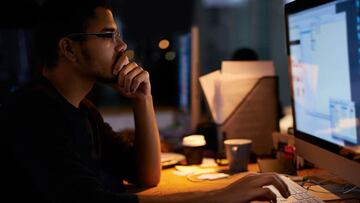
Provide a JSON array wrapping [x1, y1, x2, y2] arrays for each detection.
[[1, 0, 290, 202]]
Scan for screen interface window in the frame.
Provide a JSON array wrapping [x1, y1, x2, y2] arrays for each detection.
[[288, 0, 360, 147]]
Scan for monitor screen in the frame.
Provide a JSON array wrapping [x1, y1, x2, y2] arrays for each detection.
[[286, 0, 360, 160]]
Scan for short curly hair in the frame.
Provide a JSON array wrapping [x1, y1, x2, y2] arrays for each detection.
[[35, 0, 112, 69]]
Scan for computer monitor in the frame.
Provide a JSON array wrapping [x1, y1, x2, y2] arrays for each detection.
[[285, 0, 360, 186]]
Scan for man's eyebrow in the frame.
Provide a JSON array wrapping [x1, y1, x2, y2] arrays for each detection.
[[100, 28, 116, 32]]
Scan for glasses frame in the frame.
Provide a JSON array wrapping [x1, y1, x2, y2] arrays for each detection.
[[66, 31, 121, 43]]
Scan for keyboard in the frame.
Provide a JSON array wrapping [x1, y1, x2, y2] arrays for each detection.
[[266, 175, 324, 203]]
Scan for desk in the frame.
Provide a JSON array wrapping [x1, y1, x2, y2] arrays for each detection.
[[127, 163, 360, 202], [133, 164, 259, 197]]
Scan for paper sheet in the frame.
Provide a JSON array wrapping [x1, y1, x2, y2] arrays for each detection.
[[199, 70, 221, 123], [199, 61, 275, 124], [221, 61, 275, 78], [215, 75, 258, 123]]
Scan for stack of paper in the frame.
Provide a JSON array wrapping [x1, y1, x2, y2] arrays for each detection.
[[199, 61, 275, 124]]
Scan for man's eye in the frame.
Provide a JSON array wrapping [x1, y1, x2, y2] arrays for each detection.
[[98, 33, 113, 38]]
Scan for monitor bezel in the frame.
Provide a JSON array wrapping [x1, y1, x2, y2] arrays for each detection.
[[285, 0, 359, 162]]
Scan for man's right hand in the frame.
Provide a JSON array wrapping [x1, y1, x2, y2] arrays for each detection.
[[215, 172, 290, 203], [112, 55, 152, 101]]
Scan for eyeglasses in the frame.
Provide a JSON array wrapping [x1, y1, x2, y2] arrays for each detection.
[[67, 31, 122, 43]]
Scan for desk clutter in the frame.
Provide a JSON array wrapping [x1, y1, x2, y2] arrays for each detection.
[[199, 61, 279, 156], [160, 152, 186, 168], [161, 154, 230, 181], [173, 160, 230, 182]]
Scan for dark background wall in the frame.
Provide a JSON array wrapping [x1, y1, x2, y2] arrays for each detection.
[[0, 0, 291, 111]]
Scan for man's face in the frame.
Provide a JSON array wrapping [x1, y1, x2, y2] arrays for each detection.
[[76, 7, 127, 83]]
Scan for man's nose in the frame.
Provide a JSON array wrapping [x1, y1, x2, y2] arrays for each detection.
[[115, 39, 127, 53]]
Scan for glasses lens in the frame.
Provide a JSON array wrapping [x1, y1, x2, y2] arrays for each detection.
[[113, 32, 121, 43], [67, 32, 121, 43], [97, 32, 113, 39]]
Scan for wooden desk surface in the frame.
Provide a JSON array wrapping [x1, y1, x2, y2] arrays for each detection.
[[130, 164, 259, 197], [126, 163, 360, 202]]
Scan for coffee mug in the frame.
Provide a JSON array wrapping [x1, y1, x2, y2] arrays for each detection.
[[224, 139, 252, 173], [182, 135, 206, 165]]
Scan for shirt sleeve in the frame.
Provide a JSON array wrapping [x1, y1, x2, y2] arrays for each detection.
[[3, 93, 139, 203]]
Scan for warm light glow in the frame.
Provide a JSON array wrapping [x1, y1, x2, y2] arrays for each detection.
[[165, 51, 176, 61], [125, 50, 135, 60], [158, 39, 170, 49]]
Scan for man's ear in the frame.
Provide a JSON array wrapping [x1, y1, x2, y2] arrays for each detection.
[[58, 38, 78, 62]]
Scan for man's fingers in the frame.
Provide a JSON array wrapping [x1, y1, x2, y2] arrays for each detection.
[[130, 71, 149, 93], [272, 174, 290, 198], [253, 173, 290, 198], [123, 66, 143, 92], [118, 62, 138, 88], [116, 62, 149, 94], [113, 54, 129, 76], [251, 188, 277, 203]]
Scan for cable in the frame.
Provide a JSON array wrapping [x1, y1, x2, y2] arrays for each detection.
[[342, 185, 360, 194], [300, 177, 360, 195]]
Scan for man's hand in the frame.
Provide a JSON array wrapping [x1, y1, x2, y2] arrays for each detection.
[[112, 55, 151, 100], [112, 56, 160, 186], [216, 173, 290, 203]]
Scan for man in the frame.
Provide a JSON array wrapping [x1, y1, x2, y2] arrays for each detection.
[[1, 0, 290, 202]]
